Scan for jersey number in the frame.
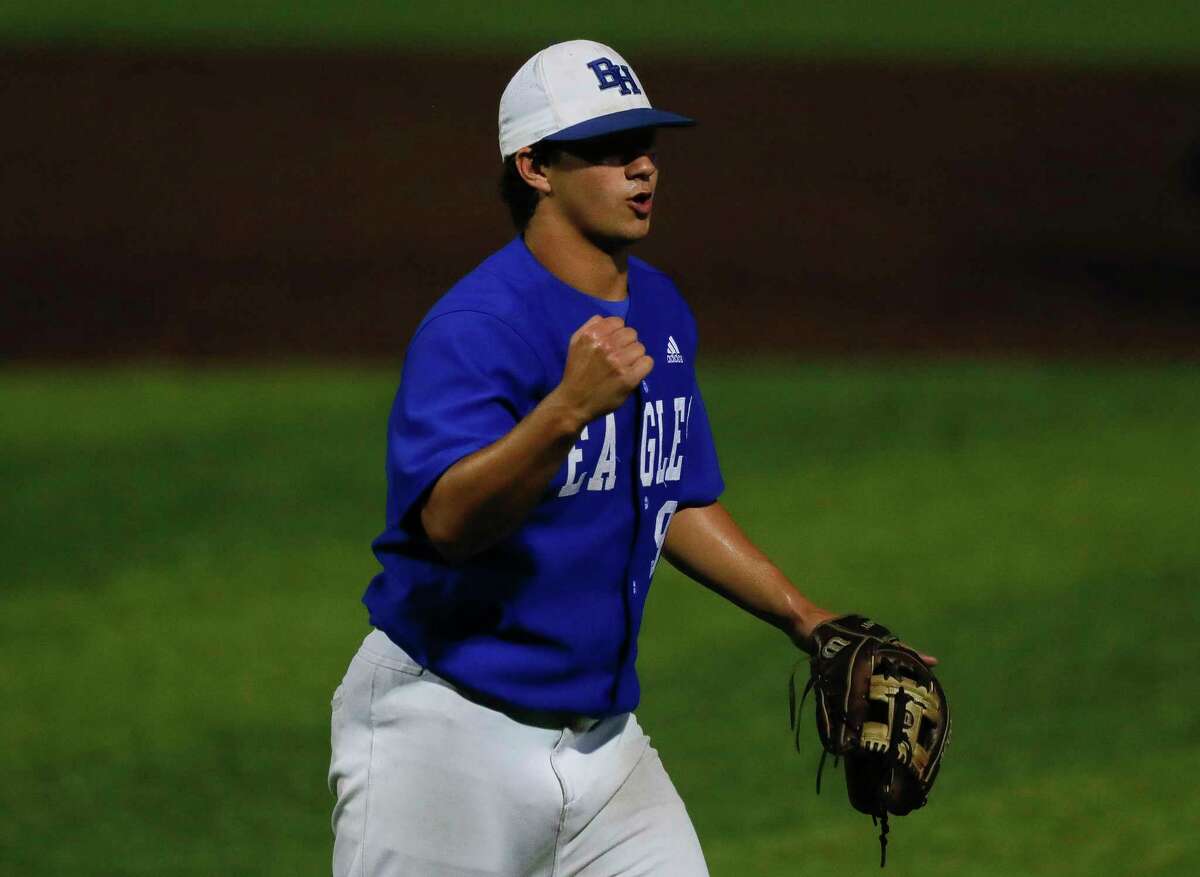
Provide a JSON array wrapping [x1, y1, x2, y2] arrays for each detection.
[[648, 499, 678, 580]]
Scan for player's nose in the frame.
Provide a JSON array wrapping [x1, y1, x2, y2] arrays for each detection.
[[625, 151, 657, 180]]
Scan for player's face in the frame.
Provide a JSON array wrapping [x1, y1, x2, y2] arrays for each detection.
[[544, 129, 659, 250]]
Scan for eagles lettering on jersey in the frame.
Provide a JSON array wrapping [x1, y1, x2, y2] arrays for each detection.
[[364, 236, 724, 718], [558, 395, 692, 497]]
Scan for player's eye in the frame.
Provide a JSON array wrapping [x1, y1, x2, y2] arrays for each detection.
[[567, 135, 657, 167], [605, 148, 658, 167]]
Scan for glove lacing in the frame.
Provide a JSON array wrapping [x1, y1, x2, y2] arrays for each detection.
[[872, 682, 913, 868], [788, 666, 841, 795]]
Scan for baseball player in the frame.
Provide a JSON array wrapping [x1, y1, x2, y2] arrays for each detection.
[[328, 39, 892, 876]]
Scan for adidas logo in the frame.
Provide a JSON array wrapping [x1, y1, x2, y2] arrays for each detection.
[[665, 335, 684, 364]]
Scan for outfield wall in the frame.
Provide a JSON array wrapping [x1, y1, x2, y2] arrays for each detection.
[[3, 50, 1199, 359]]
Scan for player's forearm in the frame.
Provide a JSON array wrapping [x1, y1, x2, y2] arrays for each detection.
[[420, 389, 587, 564], [662, 502, 836, 650]]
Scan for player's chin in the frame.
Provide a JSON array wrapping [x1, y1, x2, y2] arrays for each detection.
[[590, 221, 650, 251], [618, 211, 652, 239], [587, 206, 652, 246], [627, 218, 651, 239]]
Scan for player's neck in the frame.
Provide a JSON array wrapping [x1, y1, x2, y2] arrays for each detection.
[[523, 219, 629, 302]]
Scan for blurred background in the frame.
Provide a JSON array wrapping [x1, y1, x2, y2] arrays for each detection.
[[2, 2, 1197, 875]]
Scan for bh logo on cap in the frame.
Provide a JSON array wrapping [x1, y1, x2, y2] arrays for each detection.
[[497, 39, 694, 159], [586, 58, 642, 96]]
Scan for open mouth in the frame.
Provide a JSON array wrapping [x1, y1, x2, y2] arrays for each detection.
[[629, 192, 653, 215]]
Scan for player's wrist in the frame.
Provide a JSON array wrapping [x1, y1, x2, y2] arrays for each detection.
[[790, 606, 839, 654], [540, 388, 592, 438]]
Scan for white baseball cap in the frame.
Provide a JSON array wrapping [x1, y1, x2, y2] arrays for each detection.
[[498, 39, 695, 160]]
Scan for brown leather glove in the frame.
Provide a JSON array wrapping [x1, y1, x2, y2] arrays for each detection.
[[790, 614, 951, 867]]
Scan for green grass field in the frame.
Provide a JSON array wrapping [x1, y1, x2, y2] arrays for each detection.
[[2, 361, 1197, 875], [3, 0, 1200, 63]]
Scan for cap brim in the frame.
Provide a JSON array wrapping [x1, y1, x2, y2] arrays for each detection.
[[542, 107, 696, 143]]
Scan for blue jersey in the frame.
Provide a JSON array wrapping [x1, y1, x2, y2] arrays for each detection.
[[363, 236, 724, 716]]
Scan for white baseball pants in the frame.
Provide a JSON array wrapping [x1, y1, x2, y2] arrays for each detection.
[[328, 629, 709, 876]]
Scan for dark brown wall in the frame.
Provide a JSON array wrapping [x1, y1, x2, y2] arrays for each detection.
[[3, 50, 1199, 360]]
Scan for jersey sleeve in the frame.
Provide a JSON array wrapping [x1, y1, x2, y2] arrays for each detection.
[[678, 374, 724, 508], [386, 310, 546, 528]]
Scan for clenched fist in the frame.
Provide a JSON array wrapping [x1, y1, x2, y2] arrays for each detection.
[[551, 315, 653, 427]]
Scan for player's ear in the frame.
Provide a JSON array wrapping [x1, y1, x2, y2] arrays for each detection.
[[515, 147, 553, 196]]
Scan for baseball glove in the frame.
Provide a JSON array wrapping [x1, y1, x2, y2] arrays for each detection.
[[789, 615, 950, 867]]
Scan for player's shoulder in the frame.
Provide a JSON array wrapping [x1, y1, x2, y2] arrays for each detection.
[[418, 238, 534, 333]]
